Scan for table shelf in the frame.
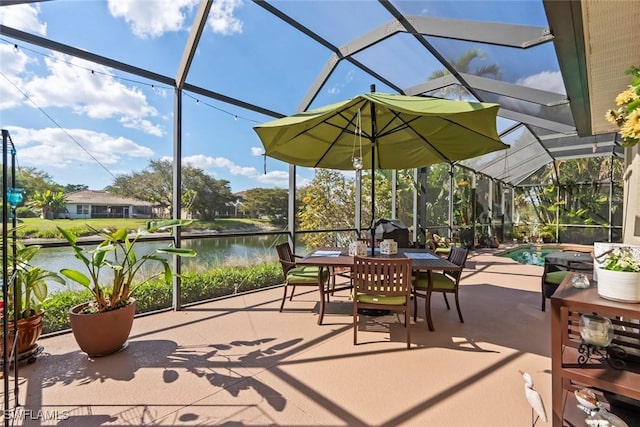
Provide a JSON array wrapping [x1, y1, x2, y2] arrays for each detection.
[[550, 273, 640, 426]]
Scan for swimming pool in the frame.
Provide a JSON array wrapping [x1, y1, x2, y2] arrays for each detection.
[[497, 247, 561, 266]]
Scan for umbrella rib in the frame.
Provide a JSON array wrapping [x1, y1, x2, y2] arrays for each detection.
[[372, 109, 412, 169], [372, 111, 438, 168], [313, 98, 369, 168], [400, 115, 452, 163], [393, 114, 502, 164]]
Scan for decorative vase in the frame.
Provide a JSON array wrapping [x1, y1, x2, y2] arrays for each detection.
[[579, 314, 613, 347], [596, 268, 640, 303], [69, 299, 136, 357]]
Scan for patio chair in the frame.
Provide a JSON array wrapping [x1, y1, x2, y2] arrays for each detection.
[[412, 247, 468, 330], [540, 259, 593, 311], [425, 231, 454, 256], [276, 242, 330, 314], [352, 256, 413, 349]]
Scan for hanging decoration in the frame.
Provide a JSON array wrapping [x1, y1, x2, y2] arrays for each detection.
[[351, 108, 363, 170]]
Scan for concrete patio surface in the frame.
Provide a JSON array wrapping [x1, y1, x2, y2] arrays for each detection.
[[4, 247, 558, 426]]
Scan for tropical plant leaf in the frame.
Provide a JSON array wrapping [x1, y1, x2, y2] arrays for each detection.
[[59, 268, 91, 287]]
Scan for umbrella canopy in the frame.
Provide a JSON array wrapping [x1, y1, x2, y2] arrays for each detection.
[[254, 90, 508, 251], [254, 92, 508, 170]]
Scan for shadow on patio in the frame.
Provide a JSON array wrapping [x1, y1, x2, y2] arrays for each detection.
[[8, 249, 550, 426]]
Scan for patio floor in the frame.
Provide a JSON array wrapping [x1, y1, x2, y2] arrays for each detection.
[[5, 247, 557, 426]]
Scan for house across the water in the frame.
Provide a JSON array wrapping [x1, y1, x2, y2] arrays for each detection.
[[64, 190, 160, 219]]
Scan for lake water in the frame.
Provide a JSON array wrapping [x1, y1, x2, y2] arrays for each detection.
[[33, 234, 287, 294]]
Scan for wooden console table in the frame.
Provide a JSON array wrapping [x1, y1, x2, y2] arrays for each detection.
[[550, 272, 640, 426]]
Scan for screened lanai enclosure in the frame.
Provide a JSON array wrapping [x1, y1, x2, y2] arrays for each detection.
[[295, 156, 623, 253], [1, 1, 636, 251]]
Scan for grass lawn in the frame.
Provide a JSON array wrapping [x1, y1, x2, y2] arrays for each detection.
[[9, 217, 276, 239]]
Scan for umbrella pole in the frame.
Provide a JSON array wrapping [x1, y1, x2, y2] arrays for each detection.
[[369, 84, 377, 255]]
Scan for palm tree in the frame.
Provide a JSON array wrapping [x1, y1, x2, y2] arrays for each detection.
[[420, 50, 501, 242], [428, 48, 501, 100], [28, 189, 67, 219]]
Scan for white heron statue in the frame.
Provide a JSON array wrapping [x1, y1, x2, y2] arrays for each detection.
[[519, 370, 548, 425]]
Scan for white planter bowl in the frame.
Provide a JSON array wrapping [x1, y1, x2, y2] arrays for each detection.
[[596, 268, 640, 303]]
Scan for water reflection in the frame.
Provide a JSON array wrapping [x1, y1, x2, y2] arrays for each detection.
[[34, 235, 287, 293], [501, 247, 555, 266]]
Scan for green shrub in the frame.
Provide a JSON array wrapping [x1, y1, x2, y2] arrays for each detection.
[[41, 262, 284, 334], [15, 207, 38, 218], [42, 290, 93, 333]]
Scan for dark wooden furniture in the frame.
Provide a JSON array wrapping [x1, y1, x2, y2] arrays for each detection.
[[298, 248, 460, 327], [275, 243, 332, 316], [412, 247, 469, 331], [550, 273, 640, 426], [541, 254, 593, 312], [352, 256, 413, 348]]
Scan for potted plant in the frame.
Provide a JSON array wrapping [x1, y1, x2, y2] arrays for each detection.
[[1, 241, 65, 357], [57, 219, 196, 357], [595, 246, 640, 303], [511, 229, 524, 244]]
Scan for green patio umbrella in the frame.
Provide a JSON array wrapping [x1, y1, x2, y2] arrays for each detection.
[[254, 87, 508, 251]]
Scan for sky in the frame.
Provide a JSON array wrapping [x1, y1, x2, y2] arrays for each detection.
[[0, 0, 561, 194]]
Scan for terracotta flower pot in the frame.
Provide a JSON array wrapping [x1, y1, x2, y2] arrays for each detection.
[[1, 309, 44, 357], [69, 299, 136, 357]]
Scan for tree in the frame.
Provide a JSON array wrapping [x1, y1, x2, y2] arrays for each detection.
[[240, 188, 288, 223], [107, 159, 234, 220], [297, 170, 357, 248], [63, 184, 89, 193], [514, 157, 624, 241], [15, 167, 62, 200], [428, 48, 501, 100], [182, 189, 198, 218], [28, 189, 67, 219], [184, 168, 234, 220], [294, 168, 405, 248]]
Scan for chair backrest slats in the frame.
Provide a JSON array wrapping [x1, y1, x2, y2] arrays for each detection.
[[353, 256, 412, 296], [446, 247, 469, 280]]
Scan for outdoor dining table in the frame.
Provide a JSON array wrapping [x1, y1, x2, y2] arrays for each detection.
[[297, 247, 461, 329]]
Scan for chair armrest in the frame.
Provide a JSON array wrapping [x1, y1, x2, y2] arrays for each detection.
[[280, 259, 297, 272]]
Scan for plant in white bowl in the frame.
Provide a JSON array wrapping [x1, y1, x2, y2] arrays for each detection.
[[595, 247, 640, 303]]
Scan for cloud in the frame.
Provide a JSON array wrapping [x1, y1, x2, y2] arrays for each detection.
[[208, 0, 244, 35], [17, 52, 164, 135], [250, 146, 264, 155], [107, 0, 198, 39], [183, 154, 257, 176], [256, 170, 289, 186], [160, 153, 289, 187], [326, 69, 355, 96], [5, 126, 153, 168], [516, 70, 566, 95], [0, 3, 47, 35], [120, 117, 164, 137], [161, 152, 319, 190], [107, 0, 243, 38], [0, 44, 32, 109]]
